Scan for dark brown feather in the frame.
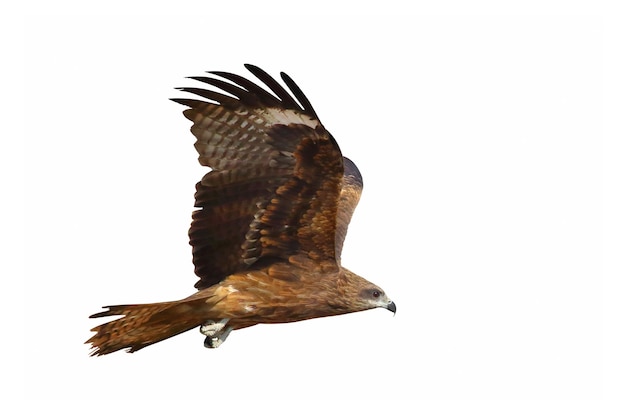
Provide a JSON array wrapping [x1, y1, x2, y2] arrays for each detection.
[[174, 66, 346, 289]]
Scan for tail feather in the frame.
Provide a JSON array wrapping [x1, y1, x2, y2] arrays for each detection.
[[87, 298, 211, 356]]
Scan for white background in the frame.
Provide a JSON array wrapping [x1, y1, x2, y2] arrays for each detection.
[[9, 1, 625, 416]]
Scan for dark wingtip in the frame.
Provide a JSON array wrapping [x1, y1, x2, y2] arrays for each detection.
[[170, 97, 211, 108], [88, 307, 111, 319], [170, 97, 192, 106]]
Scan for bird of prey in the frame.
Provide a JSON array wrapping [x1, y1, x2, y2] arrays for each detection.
[[87, 64, 396, 356]]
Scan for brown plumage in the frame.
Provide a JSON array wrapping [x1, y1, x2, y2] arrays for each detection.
[[87, 64, 395, 356]]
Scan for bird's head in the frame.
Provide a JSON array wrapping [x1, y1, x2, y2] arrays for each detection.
[[340, 268, 396, 315], [358, 286, 396, 315]]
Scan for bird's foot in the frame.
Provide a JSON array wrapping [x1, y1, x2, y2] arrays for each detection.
[[200, 319, 230, 337], [200, 319, 232, 349], [203, 326, 233, 349]]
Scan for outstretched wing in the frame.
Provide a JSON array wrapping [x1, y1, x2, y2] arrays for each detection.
[[172, 65, 349, 289]]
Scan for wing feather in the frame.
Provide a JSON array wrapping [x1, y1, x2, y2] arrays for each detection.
[[280, 71, 319, 119], [173, 65, 358, 289], [243, 64, 303, 111]]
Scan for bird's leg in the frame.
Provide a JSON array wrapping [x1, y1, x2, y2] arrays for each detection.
[[200, 319, 232, 349]]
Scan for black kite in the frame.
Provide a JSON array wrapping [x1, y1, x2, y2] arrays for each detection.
[[87, 65, 396, 355]]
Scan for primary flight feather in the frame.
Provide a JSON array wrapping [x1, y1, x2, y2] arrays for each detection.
[[87, 64, 395, 355]]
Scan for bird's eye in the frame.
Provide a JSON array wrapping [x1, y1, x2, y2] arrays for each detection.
[[372, 290, 381, 298]]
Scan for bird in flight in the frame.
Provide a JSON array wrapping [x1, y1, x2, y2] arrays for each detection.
[[87, 64, 396, 355]]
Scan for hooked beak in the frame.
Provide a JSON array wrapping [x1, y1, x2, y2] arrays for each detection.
[[387, 301, 397, 315]]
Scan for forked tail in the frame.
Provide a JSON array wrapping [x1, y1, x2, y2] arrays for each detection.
[[87, 297, 211, 356]]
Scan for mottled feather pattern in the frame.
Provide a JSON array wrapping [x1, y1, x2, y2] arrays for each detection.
[[185, 105, 278, 170]]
